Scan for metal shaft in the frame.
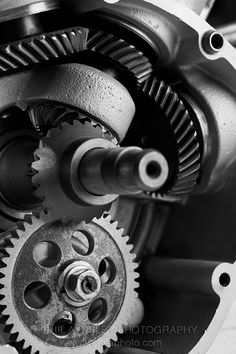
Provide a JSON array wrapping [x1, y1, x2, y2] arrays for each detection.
[[79, 147, 169, 196]]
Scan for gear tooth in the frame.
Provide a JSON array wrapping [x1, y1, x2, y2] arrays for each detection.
[[142, 76, 201, 200], [0, 260, 7, 268], [3, 238, 14, 249], [0, 314, 10, 324], [88, 30, 153, 84], [0, 27, 87, 73], [10, 333, 19, 343], [16, 221, 26, 231], [23, 214, 33, 225], [4, 323, 13, 333]]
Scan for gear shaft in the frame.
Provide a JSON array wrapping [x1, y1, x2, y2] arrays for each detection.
[[79, 147, 169, 196]]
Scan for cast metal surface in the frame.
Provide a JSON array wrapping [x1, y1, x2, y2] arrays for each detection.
[[0, 212, 139, 354]]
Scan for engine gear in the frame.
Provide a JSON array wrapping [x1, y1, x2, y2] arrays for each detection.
[[0, 212, 139, 354], [29, 103, 119, 139], [87, 30, 153, 85], [32, 119, 169, 222], [141, 77, 202, 199], [0, 26, 87, 73], [32, 119, 116, 222]]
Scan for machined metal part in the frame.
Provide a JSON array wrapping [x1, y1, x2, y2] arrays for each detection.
[[32, 120, 116, 222], [0, 212, 139, 353], [0, 1, 235, 354], [0, 27, 88, 73], [32, 120, 169, 222], [87, 30, 154, 86], [140, 77, 202, 200], [79, 147, 169, 196]]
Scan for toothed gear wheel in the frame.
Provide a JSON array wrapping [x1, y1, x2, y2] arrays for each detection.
[[141, 77, 201, 200], [0, 212, 139, 354], [87, 30, 153, 85], [29, 102, 117, 143], [32, 120, 117, 222], [0, 27, 87, 73]]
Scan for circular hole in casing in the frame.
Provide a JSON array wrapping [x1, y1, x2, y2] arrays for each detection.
[[210, 32, 224, 51], [219, 272, 231, 287]]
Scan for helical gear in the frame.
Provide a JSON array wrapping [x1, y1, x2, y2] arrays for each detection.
[[0, 27, 87, 73], [87, 30, 154, 85], [0, 212, 139, 354], [141, 77, 201, 200]]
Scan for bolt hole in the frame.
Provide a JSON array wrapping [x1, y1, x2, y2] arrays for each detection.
[[33, 241, 62, 268], [146, 161, 161, 179], [88, 298, 107, 324], [71, 230, 94, 256], [24, 281, 51, 309], [52, 311, 75, 338], [99, 258, 116, 284], [219, 273, 231, 287], [210, 32, 224, 51]]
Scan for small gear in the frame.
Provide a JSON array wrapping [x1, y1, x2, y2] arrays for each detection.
[[32, 120, 117, 222], [141, 77, 201, 200], [29, 102, 117, 143], [0, 27, 87, 73], [0, 212, 139, 354], [87, 30, 153, 85]]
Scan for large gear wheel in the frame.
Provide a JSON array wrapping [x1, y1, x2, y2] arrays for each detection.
[[0, 212, 139, 354], [87, 30, 153, 85], [141, 77, 202, 200], [32, 119, 116, 222]]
